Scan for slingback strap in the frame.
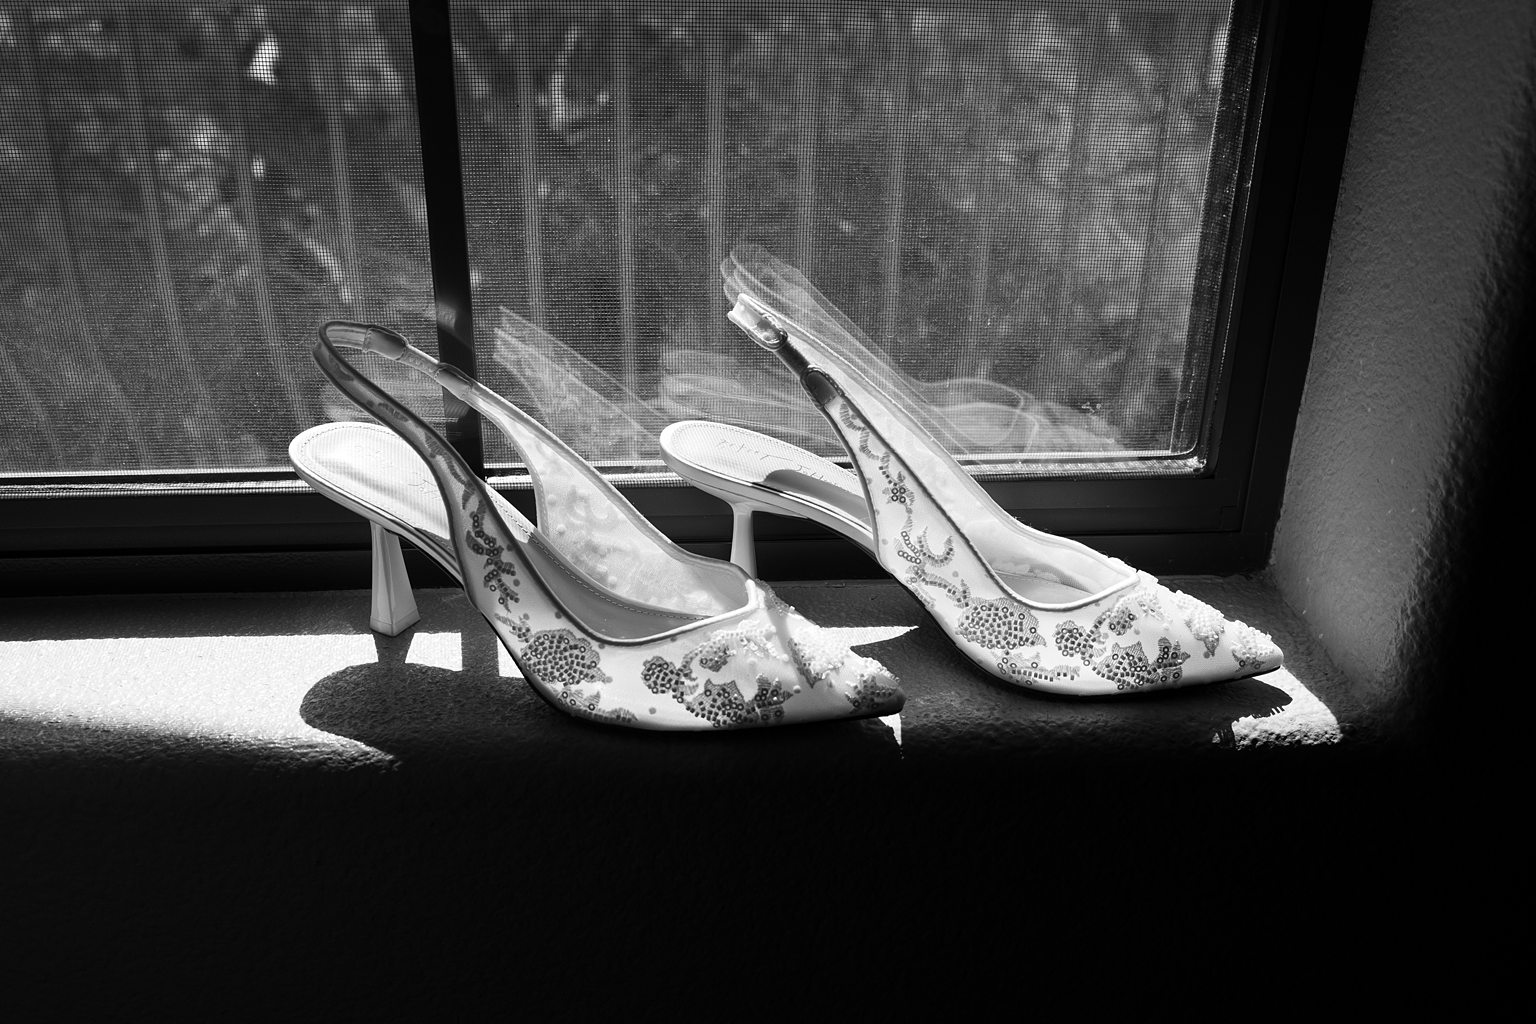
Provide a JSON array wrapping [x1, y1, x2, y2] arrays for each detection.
[[312, 320, 512, 578], [313, 320, 747, 625], [728, 300, 841, 408], [323, 321, 476, 402], [727, 294, 1112, 599]]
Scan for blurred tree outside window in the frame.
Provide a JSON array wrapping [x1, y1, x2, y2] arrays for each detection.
[[0, 1, 1249, 479]]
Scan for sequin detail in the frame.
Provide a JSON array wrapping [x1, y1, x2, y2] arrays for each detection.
[[1152, 638, 1192, 686], [522, 627, 611, 688], [1054, 621, 1096, 660], [1053, 589, 1193, 689], [555, 686, 638, 725], [1092, 639, 1192, 691], [467, 509, 521, 608], [685, 680, 760, 727], [788, 629, 896, 713], [896, 527, 954, 568], [640, 625, 796, 728], [819, 385, 1280, 693], [307, 327, 907, 729], [996, 654, 1081, 689], [1096, 602, 1137, 636], [1230, 624, 1278, 672], [844, 671, 904, 713], [957, 597, 1045, 651]]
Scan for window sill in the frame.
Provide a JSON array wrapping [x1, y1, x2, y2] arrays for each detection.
[[1, 574, 1374, 780]]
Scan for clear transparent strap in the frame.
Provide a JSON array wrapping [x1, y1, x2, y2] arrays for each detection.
[[725, 298, 1120, 597], [315, 321, 741, 617]]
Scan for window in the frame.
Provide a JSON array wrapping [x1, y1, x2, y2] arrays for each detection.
[[0, 1, 1369, 587], [454, 1, 1250, 476], [0, 1, 436, 479]]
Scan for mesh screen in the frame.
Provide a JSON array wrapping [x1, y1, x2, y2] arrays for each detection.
[[0, 2, 436, 476], [0, 1, 1252, 481], [453, 1, 1248, 472]]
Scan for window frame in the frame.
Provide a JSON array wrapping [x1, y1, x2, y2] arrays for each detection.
[[0, 0, 1371, 595]]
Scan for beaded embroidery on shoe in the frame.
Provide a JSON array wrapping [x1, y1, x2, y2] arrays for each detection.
[[710, 246, 1282, 696], [294, 321, 905, 730], [822, 384, 1280, 693]]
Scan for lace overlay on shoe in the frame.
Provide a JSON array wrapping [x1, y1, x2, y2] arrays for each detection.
[[309, 323, 903, 729], [815, 385, 1279, 694], [477, 405, 737, 617], [719, 246, 1282, 695]]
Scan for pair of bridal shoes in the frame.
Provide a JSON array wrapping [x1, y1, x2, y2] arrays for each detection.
[[289, 321, 902, 731], [293, 248, 1280, 725], [659, 247, 1283, 697]]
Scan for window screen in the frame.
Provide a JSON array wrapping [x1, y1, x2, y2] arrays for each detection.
[[0, 2, 435, 477], [0, 1, 1255, 482], [451, 1, 1252, 475]]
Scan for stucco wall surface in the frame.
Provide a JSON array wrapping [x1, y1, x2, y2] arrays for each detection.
[[1272, 0, 1536, 695]]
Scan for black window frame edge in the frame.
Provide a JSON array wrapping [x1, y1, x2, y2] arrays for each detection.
[[0, 0, 1371, 597]]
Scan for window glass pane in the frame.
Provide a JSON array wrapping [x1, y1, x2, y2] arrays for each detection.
[[0, 1, 436, 478], [452, 1, 1251, 475]]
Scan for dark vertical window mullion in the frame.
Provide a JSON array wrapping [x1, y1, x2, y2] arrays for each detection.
[[1175, 1, 1264, 456], [610, 5, 639, 461], [13, 5, 147, 465], [408, 0, 481, 474]]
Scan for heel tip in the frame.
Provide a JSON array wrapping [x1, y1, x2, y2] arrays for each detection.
[[370, 608, 421, 637]]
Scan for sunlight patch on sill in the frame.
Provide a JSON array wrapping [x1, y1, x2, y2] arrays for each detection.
[[1228, 665, 1341, 747], [405, 630, 465, 672], [0, 625, 921, 756], [0, 623, 1333, 755], [1, 633, 391, 759]]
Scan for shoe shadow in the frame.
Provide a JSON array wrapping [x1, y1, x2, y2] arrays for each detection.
[[854, 616, 1297, 754], [298, 640, 544, 765], [298, 627, 905, 770]]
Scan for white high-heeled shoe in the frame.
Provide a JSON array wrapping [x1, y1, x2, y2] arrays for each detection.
[[290, 320, 902, 729], [660, 249, 1282, 696]]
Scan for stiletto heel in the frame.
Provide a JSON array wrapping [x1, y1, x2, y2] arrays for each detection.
[[661, 419, 875, 572], [291, 321, 902, 729], [369, 521, 420, 636], [729, 504, 758, 578], [669, 248, 1282, 697]]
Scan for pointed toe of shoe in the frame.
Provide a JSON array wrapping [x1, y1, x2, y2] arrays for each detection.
[[790, 625, 906, 719], [829, 656, 905, 718], [762, 592, 905, 721], [1157, 587, 1285, 687], [1231, 621, 1284, 677]]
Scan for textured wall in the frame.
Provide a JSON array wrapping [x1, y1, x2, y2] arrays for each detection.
[[1272, 0, 1536, 698]]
